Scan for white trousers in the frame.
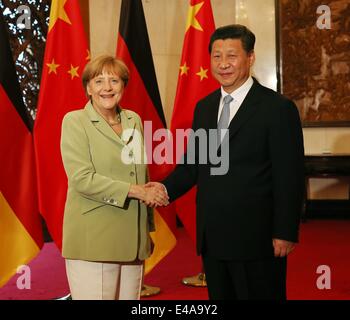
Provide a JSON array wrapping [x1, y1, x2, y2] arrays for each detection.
[[65, 259, 143, 300]]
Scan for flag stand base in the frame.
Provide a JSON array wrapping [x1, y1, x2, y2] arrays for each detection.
[[182, 273, 207, 287], [55, 293, 72, 300], [141, 284, 161, 297]]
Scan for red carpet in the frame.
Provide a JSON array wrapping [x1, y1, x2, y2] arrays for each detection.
[[0, 220, 349, 300], [287, 220, 350, 300]]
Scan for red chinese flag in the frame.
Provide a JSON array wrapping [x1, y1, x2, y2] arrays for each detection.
[[0, 12, 43, 287], [117, 0, 176, 274], [34, 0, 89, 250], [170, 0, 218, 244]]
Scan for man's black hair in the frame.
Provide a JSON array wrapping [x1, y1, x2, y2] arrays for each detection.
[[209, 24, 256, 54]]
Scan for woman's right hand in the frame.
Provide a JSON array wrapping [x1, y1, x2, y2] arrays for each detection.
[[128, 184, 169, 207]]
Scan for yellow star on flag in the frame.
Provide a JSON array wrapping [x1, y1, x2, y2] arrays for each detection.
[[186, 1, 204, 32], [196, 66, 208, 81], [180, 62, 189, 76], [49, 0, 72, 32], [68, 65, 80, 79], [46, 58, 60, 74]]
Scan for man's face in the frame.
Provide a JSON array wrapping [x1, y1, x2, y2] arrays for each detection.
[[210, 38, 255, 93]]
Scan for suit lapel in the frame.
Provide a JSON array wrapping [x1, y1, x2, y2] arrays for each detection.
[[228, 80, 262, 140], [119, 109, 136, 145], [84, 102, 136, 146], [206, 89, 222, 130]]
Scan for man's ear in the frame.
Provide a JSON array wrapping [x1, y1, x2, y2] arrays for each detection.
[[249, 51, 256, 67]]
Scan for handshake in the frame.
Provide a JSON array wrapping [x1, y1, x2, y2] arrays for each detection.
[[129, 182, 169, 207]]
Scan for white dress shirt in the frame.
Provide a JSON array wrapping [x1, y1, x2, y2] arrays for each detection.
[[217, 76, 254, 124]]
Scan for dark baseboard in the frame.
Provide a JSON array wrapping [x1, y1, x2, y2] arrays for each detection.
[[305, 200, 350, 219]]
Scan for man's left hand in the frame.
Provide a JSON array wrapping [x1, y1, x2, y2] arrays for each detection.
[[272, 239, 295, 257]]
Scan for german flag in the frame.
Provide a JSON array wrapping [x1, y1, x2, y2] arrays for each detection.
[[116, 0, 177, 274], [0, 12, 43, 287]]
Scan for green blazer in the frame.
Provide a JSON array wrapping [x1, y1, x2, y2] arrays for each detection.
[[60, 101, 154, 262]]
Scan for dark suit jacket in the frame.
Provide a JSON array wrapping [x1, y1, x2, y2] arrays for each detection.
[[163, 79, 305, 260]]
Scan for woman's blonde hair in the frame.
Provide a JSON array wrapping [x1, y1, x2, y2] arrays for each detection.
[[82, 55, 130, 93]]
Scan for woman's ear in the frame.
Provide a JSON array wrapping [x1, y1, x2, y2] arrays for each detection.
[[86, 82, 92, 96]]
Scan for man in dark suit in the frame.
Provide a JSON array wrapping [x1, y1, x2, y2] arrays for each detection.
[[148, 24, 304, 300]]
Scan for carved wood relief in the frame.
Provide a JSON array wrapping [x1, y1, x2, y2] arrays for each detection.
[[277, 0, 350, 126], [0, 0, 50, 121]]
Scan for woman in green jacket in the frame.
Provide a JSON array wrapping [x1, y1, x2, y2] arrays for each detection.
[[60, 55, 168, 300]]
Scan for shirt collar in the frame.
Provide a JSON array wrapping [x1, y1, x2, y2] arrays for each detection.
[[220, 76, 254, 104]]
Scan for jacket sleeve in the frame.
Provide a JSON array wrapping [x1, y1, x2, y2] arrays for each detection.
[[162, 103, 200, 202], [60, 112, 130, 208], [269, 100, 305, 242]]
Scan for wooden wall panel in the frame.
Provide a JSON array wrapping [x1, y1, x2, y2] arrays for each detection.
[[277, 0, 350, 127]]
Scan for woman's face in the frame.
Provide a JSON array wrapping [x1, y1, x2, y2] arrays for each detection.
[[87, 70, 124, 112]]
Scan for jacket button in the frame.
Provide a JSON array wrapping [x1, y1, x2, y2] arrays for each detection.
[[130, 172, 135, 177], [110, 199, 116, 205], [129, 151, 133, 157]]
